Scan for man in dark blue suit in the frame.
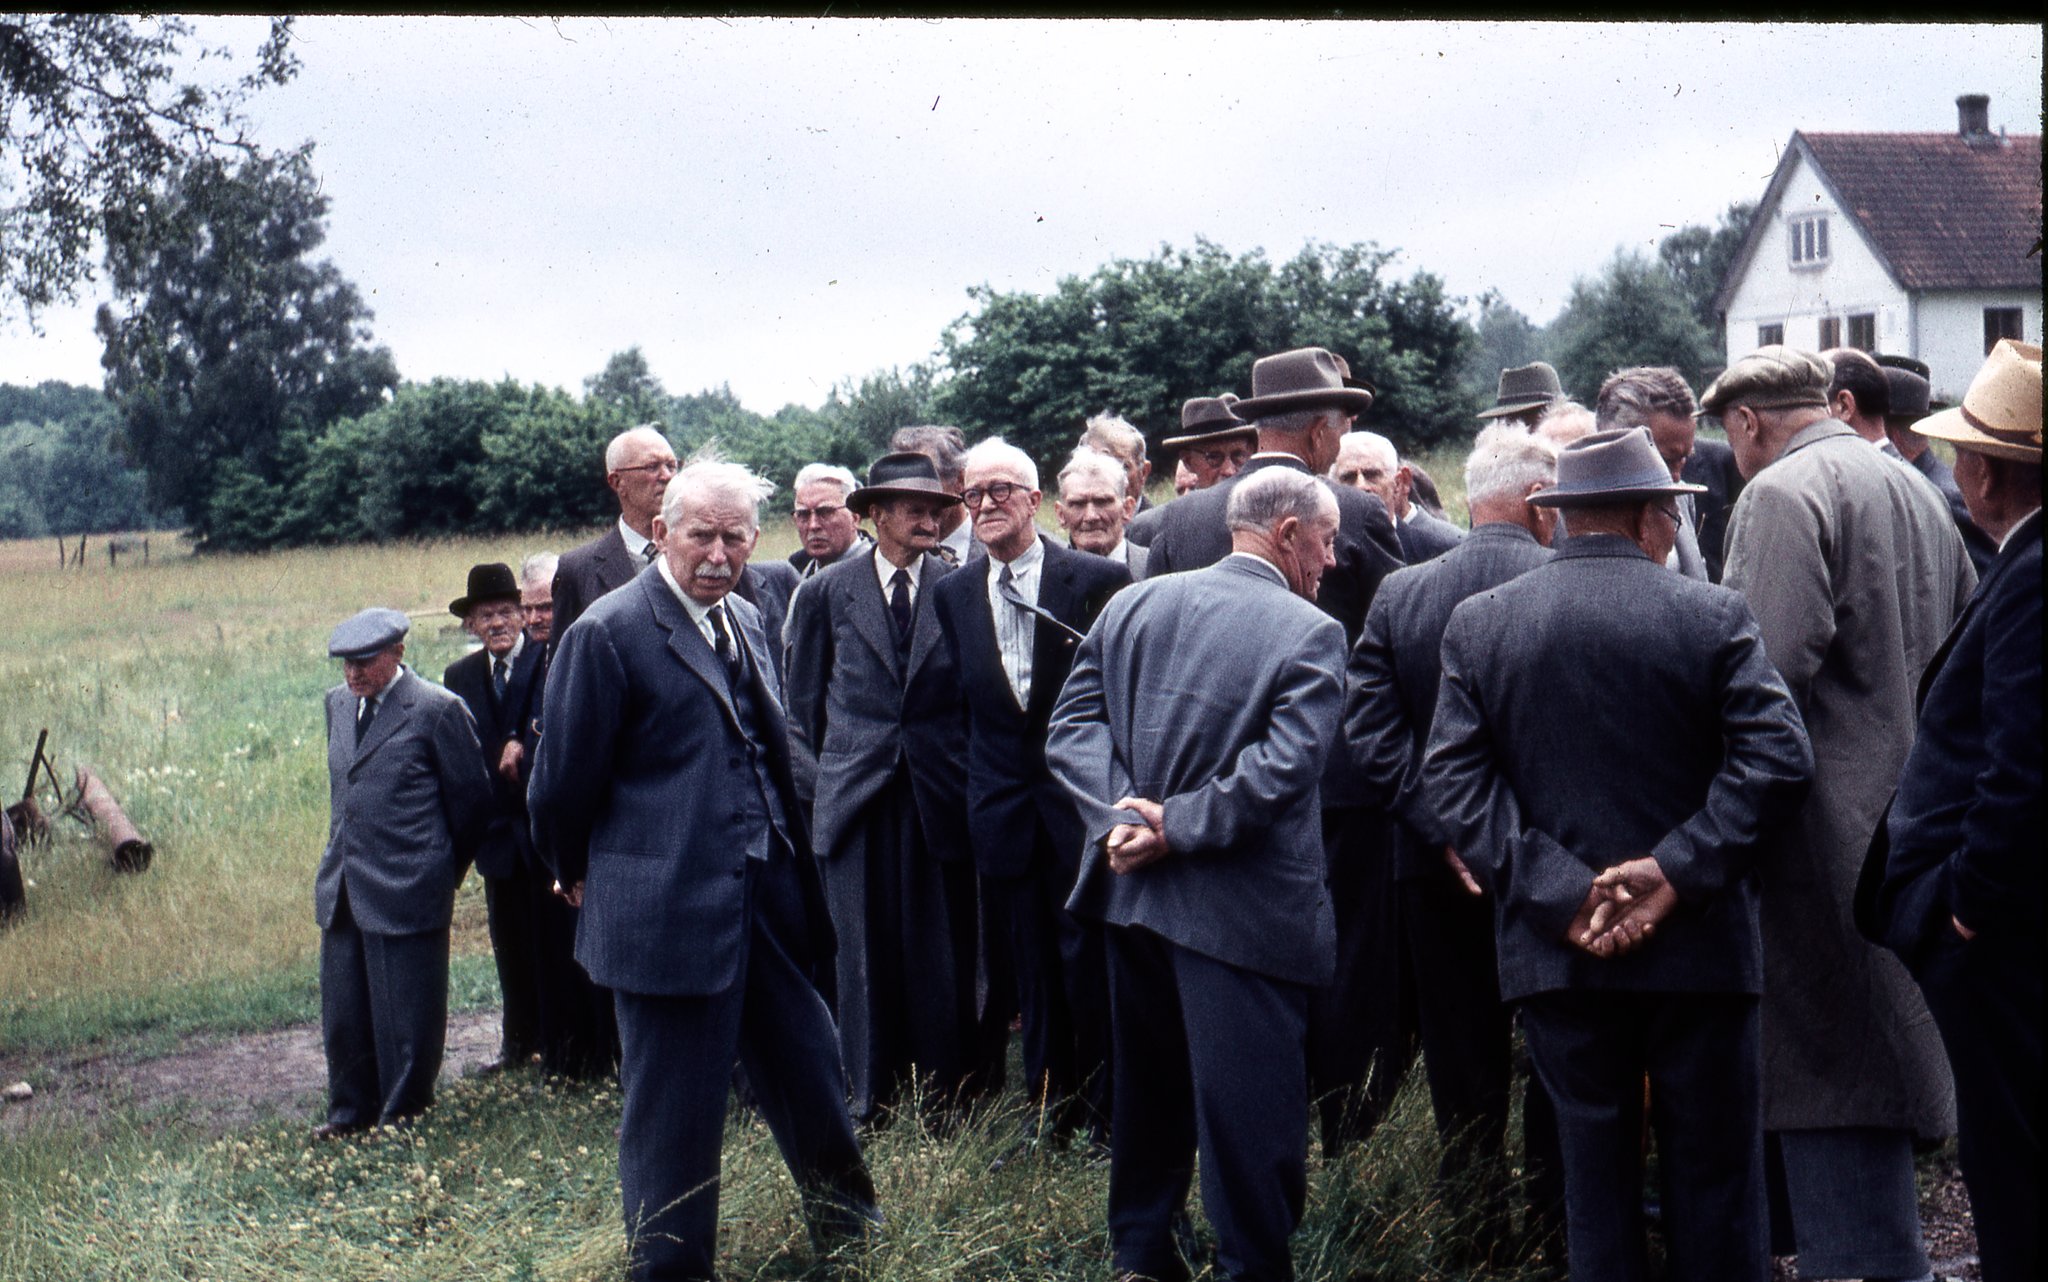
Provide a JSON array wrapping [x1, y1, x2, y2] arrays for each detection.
[[1051, 466, 1348, 1282], [932, 438, 1130, 1142], [1863, 339, 2042, 1282], [442, 562, 549, 1074], [530, 460, 877, 1282]]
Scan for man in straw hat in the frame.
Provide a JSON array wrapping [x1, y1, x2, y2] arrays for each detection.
[[1124, 394, 1255, 549], [1477, 360, 1567, 430], [784, 451, 978, 1121], [1423, 427, 1813, 1281], [1861, 339, 2042, 1282], [1708, 344, 1976, 1281]]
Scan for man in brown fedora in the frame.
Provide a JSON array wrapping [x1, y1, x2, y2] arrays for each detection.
[[1862, 339, 2042, 1282], [784, 450, 978, 1121], [1477, 361, 1566, 430], [1709, 345, 1975, 1281], [1424, 426, 1813, 1282], [1125, 394, 1255, 549]]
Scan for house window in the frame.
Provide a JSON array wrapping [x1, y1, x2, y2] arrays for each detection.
[[1984, 307, 2024, 352], [1789, 215, 1830, 267], [1847, 313, 1876, 351], [1759, 323, 1785, 347], [1818, 317, 1842, 349]]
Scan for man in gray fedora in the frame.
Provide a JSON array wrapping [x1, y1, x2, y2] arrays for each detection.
[[1709, 345, 1973, 1281], [1424, 427, 1813, 1282], [1125, 394, 1255, 549], [1476, 361, 1566, 430], [316, 607, 494, 1138]]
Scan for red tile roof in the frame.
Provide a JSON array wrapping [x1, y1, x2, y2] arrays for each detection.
[[1799, 130, 2042, 290]]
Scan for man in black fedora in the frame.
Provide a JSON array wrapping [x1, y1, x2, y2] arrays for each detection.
[[1125, 394, 1256, 549], [1477, 361, 1567, 430], [442, 564, 551, 1074], [1424, 427, 1813, 1281], [785, 451, 979, 1121]]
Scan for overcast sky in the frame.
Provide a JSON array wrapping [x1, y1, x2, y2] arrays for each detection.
[[2, 17, 2039, 410]]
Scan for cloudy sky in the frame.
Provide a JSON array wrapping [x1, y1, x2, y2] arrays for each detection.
[[2, 17, 2039, 410]]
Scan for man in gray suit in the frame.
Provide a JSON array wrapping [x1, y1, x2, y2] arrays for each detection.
[[1594, 366, 1711, 581], [784, 451, 976, 1121], [316, 607, 493, 1138], [1049, 466, 1346, 1282], [1423, 428, 1814, 1282], [529, 460, 877, 1281]]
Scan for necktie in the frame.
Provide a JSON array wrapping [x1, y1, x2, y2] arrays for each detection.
[[707, 602, 745, 686], [888, 568, 913, 645], [997, 564, 1085, 643], [355, 694, 378, 746], [642, 540, 658, 564], [491, 656, 508, 701]]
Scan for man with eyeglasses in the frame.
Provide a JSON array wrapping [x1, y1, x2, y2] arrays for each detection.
[[551, 425, 681, 641], [933, 438, 1131, 1149], [787, 463, 872, 579], [1711, 346, 1975, 1282], [1125, 395, 1256, 550]]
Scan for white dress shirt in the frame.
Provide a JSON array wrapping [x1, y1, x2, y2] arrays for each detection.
[[986, 536, 1045, 707], [872, 546, 925, 605], [619, 516, 659, 564]]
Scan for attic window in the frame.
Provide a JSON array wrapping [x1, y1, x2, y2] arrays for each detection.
[[1789, 215, 1830, 267]]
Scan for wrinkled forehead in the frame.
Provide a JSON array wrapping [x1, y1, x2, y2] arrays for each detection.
[[1336, 437, 1396, 472], [1060, 474, 1123, 505], [965, 460, 1033, 489]]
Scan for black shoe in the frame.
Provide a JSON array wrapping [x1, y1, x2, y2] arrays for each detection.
[[311, 1121, 367, 1142]]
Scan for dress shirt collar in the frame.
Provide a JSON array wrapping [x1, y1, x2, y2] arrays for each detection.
[[487, 634, 526, 671], [874, 545, 924, 597], [360, 664, 406, 709], [656, 555, 725, 644], [619, 516, 658, 563], [1222, 550, 1289, 587], [990, 533, 1046, 579]]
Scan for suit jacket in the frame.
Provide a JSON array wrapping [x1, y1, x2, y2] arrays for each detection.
[[1682, 437, 1743, 583], [552, 525, 642, 642], [1346, 523, 1551, 879], [783, 548, 969, 864], [741, 558, 801, 683], [1422, 535, 1812, 1002], [317, 668, 494, 936], [1123, 500, 1166, 548], [528, 569, 832, 997], [1865, 510, 2042, 968], [1048, 555, 1345, 986], [1396, 506, 1465, 565], [1117, 538, 1150, 579], [931, 537, 1131, 880], [442, 644, 545, 879]]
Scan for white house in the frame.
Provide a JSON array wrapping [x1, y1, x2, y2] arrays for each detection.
[[1716, 94, 2041, 403]]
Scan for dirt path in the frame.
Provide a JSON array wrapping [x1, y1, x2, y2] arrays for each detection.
[[0, 1010, 501, 1135]]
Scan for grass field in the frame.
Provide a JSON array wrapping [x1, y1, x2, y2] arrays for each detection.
[[0, 473, 1557, 1282]]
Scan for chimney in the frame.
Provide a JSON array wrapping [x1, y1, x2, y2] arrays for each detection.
[[1957, 93, 1992, 140]]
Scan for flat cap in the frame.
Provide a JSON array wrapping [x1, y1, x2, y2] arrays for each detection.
[[328, 607, 411, 660], [1697, 345, 1832, 418]]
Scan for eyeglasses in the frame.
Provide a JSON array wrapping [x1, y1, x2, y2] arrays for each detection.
[[961, 481, 1026, 509], [1195, 448, 1251, 469], [792, 503, 847, 524], [1653, 501, 1682, 527], [614, 459, 679, 478]]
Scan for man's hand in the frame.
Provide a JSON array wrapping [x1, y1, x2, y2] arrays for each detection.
[[1574, 857, 1679, 959], [1106, 796, 1168, 875], [497, 740, 525, 782], [554, 879, 583, 908], [1951, 914, 1976, 941], [1443, 846, 1482, 897]]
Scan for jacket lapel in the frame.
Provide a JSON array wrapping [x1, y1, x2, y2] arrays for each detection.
[[847, 556, 906, 682], [350, 669, 415, 773], [642, 574, 741, 729], [904, 553, 949, 681], [1029, 544, 1085, 716]]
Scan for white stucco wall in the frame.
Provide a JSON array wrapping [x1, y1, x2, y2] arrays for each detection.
[[1915, 291, 2044, 402]]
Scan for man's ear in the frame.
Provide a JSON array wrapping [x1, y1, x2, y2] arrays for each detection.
[[1121, 496, 1137, 520]]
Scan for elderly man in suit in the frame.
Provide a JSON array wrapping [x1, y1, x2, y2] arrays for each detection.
[[1330, 430, 1464, 564], [1346, 424, 1564, 1265], [787, 462, 873, 579], [1477, 361, 1567, 430], [1055, 447, 1147, 577], [889, 425, 975, 565], [785, 451, 976, 1121], [442, 564, 549, 1075], [1863, 340, 2042, 1282], [1878, 358, 1998, 576], [551, 425, 680, 638], [1594, 366, 1713, 581], [1050, 465, 1346, 1282], [316, 608, 494, 1139], [1424, 427, 1813, 1282], [1125, 396, 1254, 550], [1148, 347, 1409, 1155], [933, 438, 1131, 1142], [529, 459, 878, 1281], [1709, 346, 1975, 1282]]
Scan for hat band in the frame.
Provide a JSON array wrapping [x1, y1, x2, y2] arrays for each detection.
[[1960, 402, 2041, 447]]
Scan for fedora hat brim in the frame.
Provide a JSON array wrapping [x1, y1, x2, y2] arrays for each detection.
[[847, 480, 963, 514], [1912, 404, 2042, 463], [449, 588, 522, 618], [1232, 386, 1375, 421], [1162, 424, 1259, 449], [1475, 396, 1557, 419], [1528, 478, 1708, 508]]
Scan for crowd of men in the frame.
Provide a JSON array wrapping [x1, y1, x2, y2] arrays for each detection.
[[312, 337, 2041, 1282]]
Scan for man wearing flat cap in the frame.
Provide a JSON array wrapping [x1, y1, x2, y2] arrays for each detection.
[[1708, 345, 1974, 1281], [1878, 356, 1997, 576], [1477, 361, 1567, 430], [441, 564, 550, 1075], [1424, 427, 1813, 1281], [1862, 339, 2043, 1282], [1124, 395, 1255, 550], [785, 451, 978, 1121], [315, 607, 494, 1138]]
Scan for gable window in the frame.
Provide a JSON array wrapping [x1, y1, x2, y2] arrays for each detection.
[[1847, 313, 1876, 351], [1759, 323, 1785, 346], [1788, 214, 1830, 267], [1984, 307, 2024, 352], [1818, 317, 1842, 349]]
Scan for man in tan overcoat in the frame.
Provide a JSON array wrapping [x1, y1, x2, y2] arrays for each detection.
[[1709, 346, 1976, 1280]]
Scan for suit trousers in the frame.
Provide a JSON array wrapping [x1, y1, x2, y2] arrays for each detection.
[[528, 875, 617, 1080], [1519, 989, 1767, 1282], [613, 851, 876, 1282], [992, 821, 1112, 1137], [1107, 925, 1312, 1282], [1308, 805, 1417, 1156], [319, 881, 450, 1128], [1916, 928, 2041, 1282], [1402, 873, 1565, 1263], [483, 866, 544, 1060], [1765, 1126, 1930, 1279]]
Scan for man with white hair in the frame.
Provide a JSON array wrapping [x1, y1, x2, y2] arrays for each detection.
[[1055, 447, 1147, 576], [1346, 425, 1565, 1263], [1050, 465, 1346, 1282], [532, 460, 878, 1281], [786, 462, 872, 578], [1330, 430, 1464, 564], [1079, 411, 1154, 515]]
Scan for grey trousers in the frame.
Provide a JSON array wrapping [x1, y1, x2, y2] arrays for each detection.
[[1767, 1127, 1932, 1280], [319, 884, 450, 1128]]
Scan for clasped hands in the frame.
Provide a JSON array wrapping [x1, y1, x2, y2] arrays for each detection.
[[1106, 797, 1168, 875], [1565, 856, 1679, 959]]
